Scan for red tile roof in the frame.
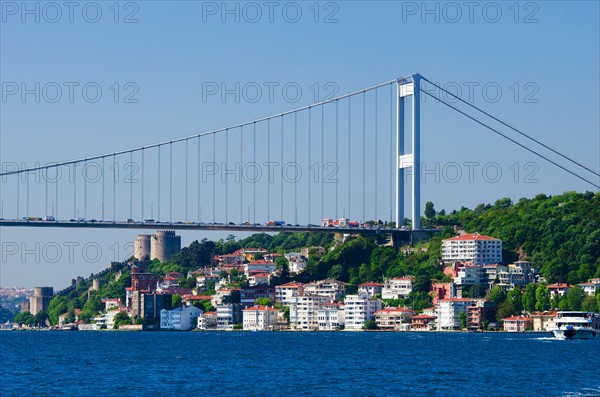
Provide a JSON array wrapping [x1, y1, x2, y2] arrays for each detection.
[[276, 282, 303, 288], [444, 233, 499, 241], [243, 305, 277, 312], [547, 283, 573, 289], [503, 316, 532, 321], [359, 282, 384, 287]]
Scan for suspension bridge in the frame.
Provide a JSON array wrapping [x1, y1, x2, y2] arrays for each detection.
[[1, 73, 598, 242]]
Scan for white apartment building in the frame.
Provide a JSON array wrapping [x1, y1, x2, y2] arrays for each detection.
[[303, 279, 346, 301], [242, 305, 279, 331], [93, 308, 127, 330], [382, 277, 414, 299], [160, 305, 202, 331], [317, 302, 345, 330], [216, 303, 242, 330], [578, 281, 600, 296], [358, 282, 384, 298], [275, 282, 304, 305], [343, 294, 382, 330], [442, 233, 502, 265], [436, 298, 475, 330], [197, 311, 217, 330], [289, 295, 329, 331]]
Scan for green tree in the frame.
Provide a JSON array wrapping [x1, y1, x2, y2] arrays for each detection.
[[459, 311, 467, 329], [559, 286, 586, 311], [507, 288, 523, 314], [47, 296, 68, 325], [82, 295, 102, 316], [255, 298, 273, 306], [172, 294, 182, 308], [535, 285, 550, 311], [363, 320, 377, 330], [496, 301, 516, 322], [425, 201, 436, 219], [33, 312, 49, 327], [488, 286, 507, 306], [14, 311, 33, 325], [522, 283, 537, 313], [113, 312, 132, 329], [581, 295, 599, 312]]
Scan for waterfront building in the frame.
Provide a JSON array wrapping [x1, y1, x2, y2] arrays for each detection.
[[503, 316, 533, 332], [242, 305, 279, 331], [530, 311, 557, 332], [317, 302, 345, 330], [442, 233, 502, 265], [466, 300, 496, 330], [216, 303, 243, 330], [160, 305, 202, 331], [130, 291, 172, 319], [289, 295, 329, 330], [436, 298, 475, 330], [411, 313, 437, 330], [197, 311, 217, 330], [375, 307, 415, 330], [343, 294, 382, 330]]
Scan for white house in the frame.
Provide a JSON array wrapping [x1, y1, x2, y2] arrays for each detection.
[[197, 311, 217, 330], [160, 305, 202, 331], [242, 305, 279, 331], [248, 272, 269, 286], [93, 308, 128, 330], [289, 295, 329, 331], [578, 282, 600, 296], [442, 233, 502, 265], [317, 302, 345, 330], [343, 294, 382, 330], [375, 307, 416, 330], [285, 253, 307, 274], [382, 277, 414, 299], [358, 282, 384, 298], [216, 303, 243, 330], [275, 282, 304, 305], [303, 279, 346, 301], [436, 298, 475, 330]]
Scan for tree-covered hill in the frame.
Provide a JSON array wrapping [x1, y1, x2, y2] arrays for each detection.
[[426, 191, 600, 284]]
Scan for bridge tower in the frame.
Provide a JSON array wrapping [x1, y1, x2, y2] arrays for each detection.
[[396, 74, 421, 230]]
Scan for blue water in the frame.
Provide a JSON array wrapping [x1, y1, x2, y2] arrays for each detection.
[[1, 331, 599, 396]]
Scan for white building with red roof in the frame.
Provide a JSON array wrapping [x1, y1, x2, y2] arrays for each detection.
[[358, 282, 384, 298], [503, 315, 533, 332], [547, 282, 573, 297], [242, 305, 279, 331], [375, 307, 416, 330], [275, 282, 304, 305], [344, 294, 382, 330], [442, 233, 502, 265]]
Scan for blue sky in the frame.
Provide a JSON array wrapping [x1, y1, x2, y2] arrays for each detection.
[[1, 1, 599, 288]]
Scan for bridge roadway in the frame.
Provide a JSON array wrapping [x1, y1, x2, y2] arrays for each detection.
[[0, 219, 439, 243]]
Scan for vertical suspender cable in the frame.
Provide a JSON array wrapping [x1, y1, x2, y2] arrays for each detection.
[[55, 165, 59, 220], [198, 136, 201, 222], [308, 107, 311, 224], [185, 139, 189, 222], [45, 169, 48, 217], [225, 129, 228, 224], [238, 125, 240, 221], [170, 142, 173, 223], [157, 146, 161, 221], [390, 83, 393, 223], [321, 105, 325, 221], [84, 159, 88, 220], [267, 119, 271, 222], [375, 89, 378, 221], [129, 152, 132, 220], [26, 169, 29, 217], [335, 99, 339, 220], [113, 155, 116, 222], [363, 91, 366, 223], [253, 122, 256, 224], [141, 148, 144, 221], [212, 134, 216, 223], [280, 115, 284, 222], [73, 162, 77, 219]]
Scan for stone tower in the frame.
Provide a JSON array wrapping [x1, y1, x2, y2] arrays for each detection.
[[134, 234, 151, 260], [29, 287, 53, 315], [150, 230, 181, 263]]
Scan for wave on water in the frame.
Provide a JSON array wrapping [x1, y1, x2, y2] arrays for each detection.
[[556, 386, 600, 397]]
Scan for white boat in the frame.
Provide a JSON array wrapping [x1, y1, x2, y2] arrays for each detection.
[[550, 311, 600, 340]]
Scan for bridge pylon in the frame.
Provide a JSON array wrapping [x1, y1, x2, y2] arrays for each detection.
[[396, 73, 421, 230]]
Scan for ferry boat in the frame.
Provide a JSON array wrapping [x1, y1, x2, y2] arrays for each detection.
[[550, 311, 600, 340]]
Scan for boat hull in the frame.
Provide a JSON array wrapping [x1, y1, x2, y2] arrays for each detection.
[[551, 328, 597, 340]]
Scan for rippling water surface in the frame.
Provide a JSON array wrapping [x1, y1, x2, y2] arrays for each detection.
[[1, 331, 599, 396]]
